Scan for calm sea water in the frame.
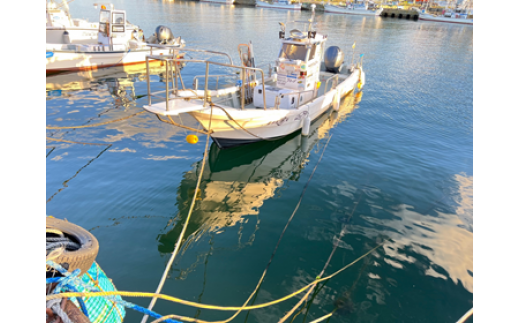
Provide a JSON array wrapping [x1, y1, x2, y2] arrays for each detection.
[[46, 1, 473, 322]]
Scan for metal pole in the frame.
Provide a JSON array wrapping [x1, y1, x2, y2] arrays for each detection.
[[165, 57, 169, 112], [204, 61, 209, 107], [146, 56, 151, 106], [241, 68, 245, 110]]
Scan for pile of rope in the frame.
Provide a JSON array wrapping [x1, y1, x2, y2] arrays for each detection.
[[46, 228, 80, 254], [46, 260, 182, 323]]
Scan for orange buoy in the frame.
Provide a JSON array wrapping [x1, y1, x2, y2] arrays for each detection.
[[186, 134, 198, 144]]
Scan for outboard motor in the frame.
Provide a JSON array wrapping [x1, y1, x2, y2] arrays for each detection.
[[324, 46, 344, 73], [62, 30, 70, 44], [155, 25, 174, 44]]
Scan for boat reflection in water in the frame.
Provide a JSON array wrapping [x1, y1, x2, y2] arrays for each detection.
[[157, 91, 363, 263], [47, 61, 181, 90]]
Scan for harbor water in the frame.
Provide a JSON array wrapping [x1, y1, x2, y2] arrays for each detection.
[[46, 1, 473, 322]]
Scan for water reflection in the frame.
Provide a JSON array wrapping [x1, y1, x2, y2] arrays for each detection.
[[157, 91, 362, 259]]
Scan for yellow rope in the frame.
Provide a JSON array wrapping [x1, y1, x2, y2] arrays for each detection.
[[46, 240, 387, 312], [141, 105, 214, 323], [46, 111, 147, 129]]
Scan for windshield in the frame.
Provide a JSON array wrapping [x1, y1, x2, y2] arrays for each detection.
[[99, 10, 109, 23], [279, 44, 308, 61]]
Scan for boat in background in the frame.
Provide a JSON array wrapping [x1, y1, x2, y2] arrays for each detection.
[[256, 0, 302, 10], [324, 1, 383, 16], [46, 0, 99, 44], [46, 3, 186, 75], [200, 0, 235, 4], [415, 0, 473, 25]]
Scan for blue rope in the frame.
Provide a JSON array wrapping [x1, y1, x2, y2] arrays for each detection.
[[116, 299, 181, 323], [46, 260, 182, 323], [64, 285, 89, 319]]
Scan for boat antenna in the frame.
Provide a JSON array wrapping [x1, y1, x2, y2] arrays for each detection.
[[308, 4, 316, 32]]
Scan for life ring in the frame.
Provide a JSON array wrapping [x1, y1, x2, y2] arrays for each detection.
[[46, 217, 99, 275]]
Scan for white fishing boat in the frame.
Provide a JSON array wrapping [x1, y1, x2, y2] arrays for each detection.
[[46, 3, 186, 75], [324, 1, 383, 16], [200, 0, 235, 4], [256, 0, 302, 10], [143, 5, 366, 149], [416, 0, 473, 25], [418, 12, 473, 24], [46, 0, 99, 45]]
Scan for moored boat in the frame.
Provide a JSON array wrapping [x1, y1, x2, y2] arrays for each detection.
[[46, 0, 99, 45], [200, 0, 235, 4], [415, 0, 473, 25], [418, 12, 473, 24], [46, 3, 186, 75], [143, 5, 366, 149], [256, 0, 302, 10], [324, 1, 383, 16]]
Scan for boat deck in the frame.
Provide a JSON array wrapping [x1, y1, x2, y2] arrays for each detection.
[[144, 63, 355, 116]]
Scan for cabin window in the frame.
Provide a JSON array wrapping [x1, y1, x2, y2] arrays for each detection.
[[113, 13, 125, 24], [279, 44, 308, 61], [308, 45, 317, 60], [99, 10, 109, 23]]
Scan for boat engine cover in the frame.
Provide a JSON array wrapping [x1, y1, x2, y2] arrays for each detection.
[[324, 46, 344, 73], [155, 25, 174, 44]]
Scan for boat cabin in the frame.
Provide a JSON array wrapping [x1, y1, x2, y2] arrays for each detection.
[[97, 6, 129, 48], [253, 28, 327, 109]]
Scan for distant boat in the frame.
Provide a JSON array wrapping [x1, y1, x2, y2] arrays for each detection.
[[418, 12, 473, 25], [324, 1, 383, 16], [256, 0, 302, 10], [415, 0, 473, 25], [200, 0, 235, 4]]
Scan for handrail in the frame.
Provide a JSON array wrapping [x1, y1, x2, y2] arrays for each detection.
[[145, 55, 267, 111], [192, 74, 238, 91], [324, 74, 339, 93], [148, 45, 234, 65]]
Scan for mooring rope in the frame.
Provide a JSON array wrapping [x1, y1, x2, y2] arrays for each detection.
[[46, 111, 146, 129], [455, 308, 473, 323], [156, 134, 335, 323], [46, 137, 112, 146], [46, 260, 181, 323], [140, 106, 214, 323], [46, 240, 387, 314]]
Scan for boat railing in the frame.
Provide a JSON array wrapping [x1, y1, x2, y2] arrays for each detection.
[[255, 61, 278, 78], [192, 74, 239, 91], [324, 74, 340, 93], [147, 44, 234, 65], [145, 53, 267, 111]]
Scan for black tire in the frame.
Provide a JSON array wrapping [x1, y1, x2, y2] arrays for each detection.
[[46, 217, 99, 275]]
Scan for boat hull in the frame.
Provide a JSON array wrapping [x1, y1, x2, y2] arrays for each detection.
[[46, 27, 99, 45], [46, 48, 177, 75], [324, 5, 383, 16], [189, 68, 363, 149], [418, 13, 473, 25], [256, 1, 302, 10]]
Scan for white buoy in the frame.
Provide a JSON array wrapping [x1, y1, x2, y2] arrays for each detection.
[[302, 114, 311, 136], [333, 92, 340, 111]]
